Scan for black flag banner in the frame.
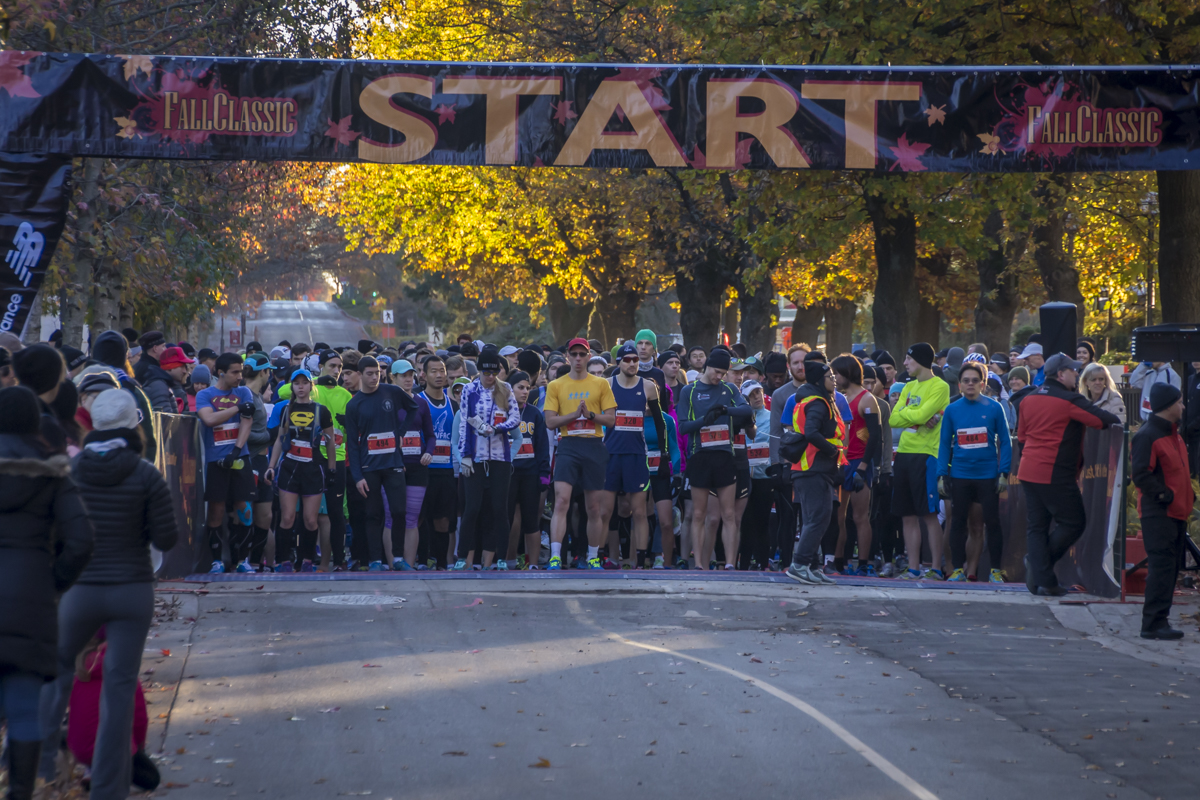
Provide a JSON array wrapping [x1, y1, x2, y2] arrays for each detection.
[[0, 52, 1196, 172], [0, 152, 71, 337]]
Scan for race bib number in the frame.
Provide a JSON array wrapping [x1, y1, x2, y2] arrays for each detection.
[[287, 441, 313, 462], [431, 438, 452, 465], [646, 449, 661, 469], [700, 424, 730, 448], [493, 410, 507, 426], [615, 410, 643, 431], [401, 434, 423, 456], [1142, 396, 1152, 413], [747, 443, 770, 466], [566, 417, 595, 436], [367, 432, 396, 454], [515, 441, 535, 459], [332, 428, 344, 447], [733, 432, 746, 450], [213, 421, 239, 444], [956, 427, 988, 449]]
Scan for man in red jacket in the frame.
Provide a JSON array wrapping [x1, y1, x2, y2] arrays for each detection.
[[1017, 353, 1122, 596], [1131, 383, 1194, 640]]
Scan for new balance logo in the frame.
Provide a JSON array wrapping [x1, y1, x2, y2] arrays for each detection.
[[4, 222, 44, 287]]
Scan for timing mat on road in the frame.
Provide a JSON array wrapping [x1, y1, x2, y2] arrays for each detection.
[[181, 570, 1034, 592]]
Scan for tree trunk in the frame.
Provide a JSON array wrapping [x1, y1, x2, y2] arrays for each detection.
[[590, 287, 640, 347], [62, 157, 104, 350], [90, 257, 122, 344], [865, 192, 920, 359], [823, 299, 857, 356], [1033, 177, 1084, 337], [545, 284, 591, 345], [1157, 170, 1200, 324], [21, 286, 44, 343], [791, 303, 822, 350], [738, 272, 777, 356], [974, 209, 1022, 356], [118, 300, 135, 332], [913, 299, 940, 351], [675, 255, 726, 348]]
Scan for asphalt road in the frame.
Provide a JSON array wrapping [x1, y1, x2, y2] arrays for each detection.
[[204, 301, 367, 352], [142, 580, 1200, 800]]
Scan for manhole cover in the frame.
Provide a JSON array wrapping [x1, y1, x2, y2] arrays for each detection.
[[312, 594, 406, 606]]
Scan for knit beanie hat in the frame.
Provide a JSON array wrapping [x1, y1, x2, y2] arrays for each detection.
[[91, 388, 140, 431], [906, 342, 935, 370], [805, 360, 830, 386], [1151, 382, 1182, 414], [0, 385, 41, 434], [91, 330, 129, 369], [517, 349, 543, 376], [635, 329, 656, 345], [12, 343, 65, 394], [476, 346, 503, 372], [705, 348, 731, 371]]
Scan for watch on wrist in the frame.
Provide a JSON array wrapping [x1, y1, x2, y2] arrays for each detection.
[[588, 411, 596, 420]]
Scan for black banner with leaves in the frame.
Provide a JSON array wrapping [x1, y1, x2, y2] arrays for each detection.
[[0, 51, 1197, 173], [0, 151, 71, 337]]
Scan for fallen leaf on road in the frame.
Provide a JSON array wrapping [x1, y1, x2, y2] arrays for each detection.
[[530, 758, 551, 768], [872, 611, 889, 617], [645, 750, 656, 756], [443, 751, 468, 757], [569, 743, 587, 747], [158, 713, 168, 719], [1083, 734, 1093, 740], [161, 649, 171, 657], [749, 657, 762, 663], [493, 742, 505, 747], [1086, 765, 1101, 770], [509, 679, 527, 684], [362, 664, 381, 668], [375, 705, 390, 710], [163, 782, 189, 788], [314, 778, 327, 784], [176, 747, 187, 754], [320, 707, 341, 713], [288, 716, 304, 721]]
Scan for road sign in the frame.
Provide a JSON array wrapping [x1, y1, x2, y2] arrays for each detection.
[[228, 330, 241, 347], [382, 309, 394, 324]]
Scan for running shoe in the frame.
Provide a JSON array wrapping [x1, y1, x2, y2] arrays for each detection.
[[235, 559, 253, 573], [527, 563, 540, 570], [426, 558, 437, 570], [367, 561, 385, 572], [603, 557, 620, 570], [878, 562, 895, 578], [863, 564, 878, 578], [450, 559, 467, 571], [675, 558, 689, 570], [899, 568, 924, 580], [709, 560, 718, 571], [923, 568, 945, 580], [415, 563, 428, 571], [946, 568, 967, 582], [652, 556, 665, 570], [497, 560, 508, 571], [572, 556, 584, 570], [724, 563, 735, 570], [588, 557, 604, 570], [471, 563, 483, 571], [393, 558, 414, 572], [332, 564, 345, 572], [209, 560, 225, 574], [813, 567, 837, 585], [785, 563, 821, 584], [989, 568, 1007, 584], [547, 556, 563, 571], [516, 555, 526, 570], [275, 561, 294, 573], [894, 556, 909, 574], [822, 565, 840, 578], [967, 573, 978, 582], [300, 560, 315, 573]]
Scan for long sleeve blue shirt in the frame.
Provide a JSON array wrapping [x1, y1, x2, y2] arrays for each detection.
[[936, 394, 1012, 479]]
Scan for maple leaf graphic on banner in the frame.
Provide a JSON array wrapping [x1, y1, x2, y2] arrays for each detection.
[[924, 104, 947, 126], [324, 116, 360, 147], [551, 100, 577, 125], [435, 103, 457, 125], [886, 133, 930, 172], [977, 132, 1003, 155], [113, 116, 139, 139], [120, 55, 154, 81], [0, 51, 42, 98]]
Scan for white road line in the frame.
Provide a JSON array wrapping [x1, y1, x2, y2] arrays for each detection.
[[565, 599, 940, 800]]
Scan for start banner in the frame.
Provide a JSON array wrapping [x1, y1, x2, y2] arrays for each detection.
[[0, 52, 1196, 173], [0, 152, 71, 337]]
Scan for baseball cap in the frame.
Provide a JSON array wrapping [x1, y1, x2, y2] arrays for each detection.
[[376, 354, 394, 369], [390, 359, 415, 375], [451, 376, 470, 390], [271, 357, 292, 380], [1043, 352, 1082, 376], [498, 345, 520, 357], [740, 379, 764, 397], [197, 347, 217, 362], [159, 346, 194, 370], [78, 371, 119, 395], [740, 355, 765, 375], [616, 342, 638, 360], [567, 337, 590, 353], [1018, 342, 1043, 358], [290, 368, 314, 383], [729, 358, 748, 371]]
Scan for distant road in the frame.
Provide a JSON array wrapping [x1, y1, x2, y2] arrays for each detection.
[[205, 301, 368, 352]]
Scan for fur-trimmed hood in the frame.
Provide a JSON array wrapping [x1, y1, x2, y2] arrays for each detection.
[[0, 433, 71, 512]]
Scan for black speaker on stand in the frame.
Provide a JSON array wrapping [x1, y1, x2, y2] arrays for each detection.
[[1039, 302, 1078, 357]]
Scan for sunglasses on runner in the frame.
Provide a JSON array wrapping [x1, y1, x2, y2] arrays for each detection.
[[568, 349, 589, 358], [620, 356, 638, 364], [959, 376, 981, 385]]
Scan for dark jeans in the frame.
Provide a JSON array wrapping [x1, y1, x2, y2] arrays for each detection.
[[771, 471, 797, 561], [871, 474, 901, 563], [458, 461, 513, 558], [324, 460, 348, 566], [1023, 480, 1086, 590], [791, 476, 834, 566], [949, 476, 1002, 570], [739, 477, 775, 569], [1141, 515, 1186, 632], [39, 582, 154, 795], [364, 468, 406, 564], [0, 671, 42, 741]]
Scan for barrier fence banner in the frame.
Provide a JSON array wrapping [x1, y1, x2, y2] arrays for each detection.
[[0, 53, 1198, 172], [154, 412, 206, 579], [0, 152, 71, 337]]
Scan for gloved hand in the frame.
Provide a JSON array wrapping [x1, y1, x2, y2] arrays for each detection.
[[850, 470, 866, 493], [937, 475, 951, 499], [478, 424, 496, 437], [467, 415, 484, 431], [220, 453, 237, 470], [997, 474, 1009, 494], [540, 474, 552, 487], [1156, 488, 1174, 506], [460, 457, 474, 477], [702, 405, 726, 425], [238, 401, 255, 418]]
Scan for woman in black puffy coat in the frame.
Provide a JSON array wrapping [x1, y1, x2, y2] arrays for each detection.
[[0, 386, 93, 800], [38, 387, 177, 798]]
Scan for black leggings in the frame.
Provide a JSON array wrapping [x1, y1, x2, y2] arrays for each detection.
[[949, 476, 1002, 570], [458, 461, 513, 558], [739, 477, 775, 568], [508, 470, 543, 535], [364, 468, 407, 564], [324, 460, 348, 566], [871, 474, 901, 563]]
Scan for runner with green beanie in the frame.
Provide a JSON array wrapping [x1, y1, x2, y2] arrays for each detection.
[[634, 329, 668, 400]]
